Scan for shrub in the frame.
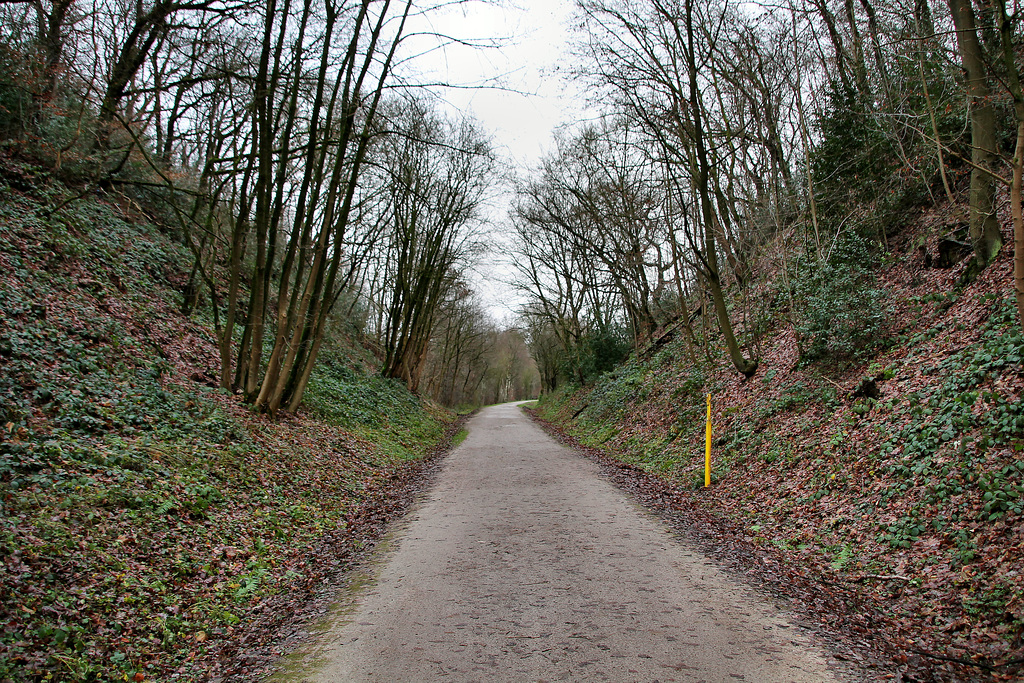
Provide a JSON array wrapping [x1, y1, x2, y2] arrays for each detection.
[[581, 326, 631, 380], [557, 326, 631, 386], [809, 83, 947, 242], [793, 234, 889, 363]]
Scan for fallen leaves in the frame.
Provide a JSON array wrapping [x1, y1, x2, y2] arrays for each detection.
[[529, 214, 1024, 682], [0, 185, 463, 682]]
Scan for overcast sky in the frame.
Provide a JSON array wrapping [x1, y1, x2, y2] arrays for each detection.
[[406, 0, 585, 164], [398, 0, 591, 323]]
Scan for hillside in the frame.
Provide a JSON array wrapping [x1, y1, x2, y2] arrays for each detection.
[[0, 158, 459, 682], [533, 201, 1024, 682]]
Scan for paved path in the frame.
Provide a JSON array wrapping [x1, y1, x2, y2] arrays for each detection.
[[277, 402, 846, 682]]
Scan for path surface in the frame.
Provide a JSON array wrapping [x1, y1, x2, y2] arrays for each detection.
[[278, 403, 847, 682]]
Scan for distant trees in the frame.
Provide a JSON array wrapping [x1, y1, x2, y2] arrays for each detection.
[[420, 290, 494, 406], [371, 102, 495, 393], [511, 125, 641, 387], [401, 288, 539, 406], [513, 122, 664, 343]]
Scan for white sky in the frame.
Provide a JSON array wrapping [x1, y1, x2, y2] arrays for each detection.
[[398, 0, 591, 324], [407, 0, 585, 164]]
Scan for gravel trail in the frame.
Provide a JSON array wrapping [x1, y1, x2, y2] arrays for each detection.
[[277, 402, 849, 682]]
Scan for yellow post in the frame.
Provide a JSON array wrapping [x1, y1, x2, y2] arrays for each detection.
[[704, 393, 712, 487]]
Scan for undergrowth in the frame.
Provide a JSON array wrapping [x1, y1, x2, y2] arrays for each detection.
[[304, 360, 447, 463], [0, 164, 453, 681], [535, 265, 1024, 672]]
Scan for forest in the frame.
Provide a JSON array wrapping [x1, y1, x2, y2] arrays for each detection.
[[1, 0, 1022, 400], [514, 0, 1022, 387], [1, 0, 539, 413], [1, 0, 1024, 679]]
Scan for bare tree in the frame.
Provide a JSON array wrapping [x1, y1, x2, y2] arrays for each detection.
[[577, 0, 758, 376], [373, 100, 495, 393]]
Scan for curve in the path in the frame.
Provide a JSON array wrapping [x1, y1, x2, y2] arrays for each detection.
[[274, 402, 848, 682]]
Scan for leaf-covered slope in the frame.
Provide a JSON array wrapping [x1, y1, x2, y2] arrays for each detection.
[[0, 162, 455, 682], [535, 209, 1024, 681]]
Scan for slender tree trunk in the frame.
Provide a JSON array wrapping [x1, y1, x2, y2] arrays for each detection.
[[240, 0, 281, 399], [683, 0, 756, 377], [858, 0, 889, 100], [915, 32, 955, 206], [96, 0, 176, 148], [791, 9, 823, 259], [221, 155, 255, 389], [844, 0, 870, 102], [995, 0, 1024, 329], [809, 0, 855, 95], [1012, 121, 1024, 329], [255, 0, 330, 409], [668, 226, 699, 367]]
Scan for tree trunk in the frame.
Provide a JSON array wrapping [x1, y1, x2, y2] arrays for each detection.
[[949, 0, 1003, 276], [915, 29, 955, 207], [1012, 121, 1024, 329], [858, 0, 889, 100], [36, 0, 74, 97], [667, 221, 699, 367], [843, 0, 870, 102], [221, 158, 255, 390], [96, 0, 177, 148], [239, 0, 281, 399], [809, 0, 855, 95], [995, 0, 1024, 329], [683, 0, 757, 377]]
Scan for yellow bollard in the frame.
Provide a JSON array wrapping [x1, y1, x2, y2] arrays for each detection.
[[705, 393, 712, 487]]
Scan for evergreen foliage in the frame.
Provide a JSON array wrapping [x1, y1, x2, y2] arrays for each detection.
[[793, 234, 890, 363], [812, 88, 899, 215], [564, 326, 632, 386]]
